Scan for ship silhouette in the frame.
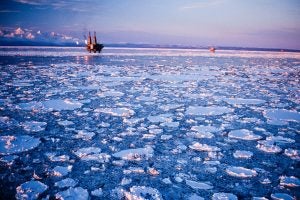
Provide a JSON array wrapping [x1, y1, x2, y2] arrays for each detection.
[[86, 31, 104, 53]]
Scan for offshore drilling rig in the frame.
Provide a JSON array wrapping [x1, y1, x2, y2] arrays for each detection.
[[86, 31, 104, 53]]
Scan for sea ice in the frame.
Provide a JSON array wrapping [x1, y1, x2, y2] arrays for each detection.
[[55, 178, 78, 188], [123, 186, 163, 200], [256, 140, 282, 153], [0, 135, 40, 155], [226, 166, 257, 178], [74, 130, 95, 140], [16, 181, 48, 200], [42, 99, 83, 111], [228, 129, 262, 140], [212, 193, 238, 200], [270, 193, 294, 200], [21, 121, 47, 132], [223, 98, 265, 105], [95, 107, 135, 117], [56, 187, 89, 200], [52, 165, 72, 177], [189, 142, 220, 152], [112, 146, 154, 161], [91, 188, 103, 197], [185, 180, 213, 190], [186, 106, 233, 116], [233, 150, 253, 159], [264, 109, 300, 123], [73, 147, 110, 163], [284, 148, 300, 160], [279, 176, 300, 188]]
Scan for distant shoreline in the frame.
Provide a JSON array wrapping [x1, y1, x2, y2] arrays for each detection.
[[0, 43, 300, 53]]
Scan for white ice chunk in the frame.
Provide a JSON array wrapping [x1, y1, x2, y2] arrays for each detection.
[[56, 187, 89, 200], [264, 109, 300, 122], [185, 180, 213, 190], [21, 121, 47, 132], [160, 135, 173, 140], [256, 140, 282, 153], [186, 106, 233, 116], [228, 129, 262, 141], [95, 107, 135, 117], [270, 193, 294, 200], [73, 147, 110, 163], [55, 178, 78, 188], [284, 148, 300, 160], [57, 120, 74, 126], [279, 176, 300, 188], [91, 188, 103, 197], [189, 194, 205, 200], [0, 135, 40, 155], [74, 130, 95, 140], [112, 146, 154, 161], [52, 165, 72, 177], [224, 98, 265, 105], [189, 142, 220, 152], [212, 193, 238, 200], [226, 166, 257, 178], [16, 181, 48, 200], [123, 186, 163, 200], [43, 99, 83, 111], [233, 150, 253, 159]]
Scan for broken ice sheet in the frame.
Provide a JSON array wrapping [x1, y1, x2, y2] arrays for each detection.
[[223, 98, 265, 105], [212, 192, 238, 200], [73, 130, 95, 140], [117, 186, 163, 200], [185, 179, 213, 190], [95, 107, 135, 117], [228, 129, 262, 141], [52, 165, 72, 177], [189, 142, 220, 152], [0, 135, 40, 155], [56, 187, 89, 200], [264, 109, 300, 123], [73, 147, 110, 163], [16, 180, 48, 200], [112, 146, 154, 161], [279, 176, 300, 188], [233, 150, 253, 159], [186, 106, 233, 116], [226, 166, 257, 178], [55, 178, 78, 188], [21, 121, 47, 132]]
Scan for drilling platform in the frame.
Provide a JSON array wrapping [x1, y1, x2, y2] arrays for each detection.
[[86, 32, 104, 53]]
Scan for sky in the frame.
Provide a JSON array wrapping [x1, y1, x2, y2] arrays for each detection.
[[1, 0, 300, 49]]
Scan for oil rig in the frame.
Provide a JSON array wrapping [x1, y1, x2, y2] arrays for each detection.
[[86, 31, 104, 53]]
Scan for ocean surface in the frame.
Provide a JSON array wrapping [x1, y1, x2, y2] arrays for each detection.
[[0, 46, 299, 199]]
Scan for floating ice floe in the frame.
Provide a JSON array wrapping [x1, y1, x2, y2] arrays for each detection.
[[228, 129, 262, 141], [266, 136, 295, 144], [233, 150, 253, 159], [52, 165, 72, 177], [270, 193, 294, 200], [120, 186, 163, 200], [56, 187, 89, 200], [187, 131, 214, 139], [188, 194, 205, 200], [16, 180, 48, 200], [18, 99, 83, 111], [191, 125, 220, 133], [45, 153, 70, 162], [279, 176, 300, 188], [91, 188, 103, 197], [212, 193, 238, 200], [74, 130, 95, 140], [57, 120, 74, 126], [226, 166, 257, 178], [55, 178, 78, 188], [185, 180, 213, 190], [284, 148, 300, 160], [256, 140, 282, 153], [97, 90, 124, 97], [112, 146, 154, 161], [189, 142, 220, 152], [264, 109, 300, 124], [95, 107, 135, 117], [73, 147, 110, 163], [124, 167, 145, 174], [147, 114, 173, 123], [160, 135, 172, 140], [0, 135, 40, 155], [0, 155, 19, 165], [223, 98, 265, 105], [21, 121, 47, 132], [186, 106, 233, 116]]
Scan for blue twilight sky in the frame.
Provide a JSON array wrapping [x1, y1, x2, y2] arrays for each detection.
[[1, 0, 300, 49]]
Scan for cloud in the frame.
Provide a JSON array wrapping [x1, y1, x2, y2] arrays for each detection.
[[181, 0, 225, 10], [13, 0, 100, 12]]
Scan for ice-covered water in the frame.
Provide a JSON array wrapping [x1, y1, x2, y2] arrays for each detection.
[[0, 47, 299, 199]]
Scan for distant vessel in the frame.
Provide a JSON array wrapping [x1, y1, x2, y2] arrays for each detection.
[[209, 47, 216, 52], [86, 31, 104, 53]]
